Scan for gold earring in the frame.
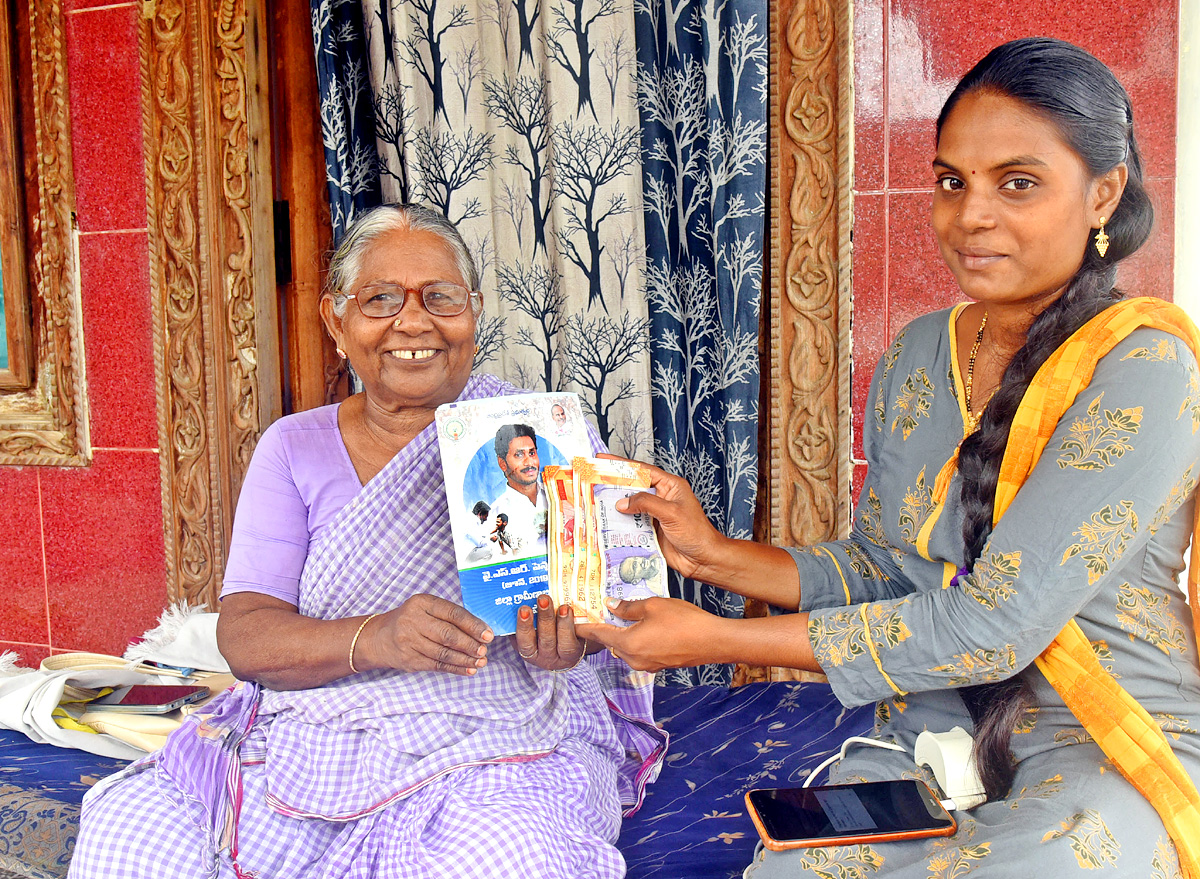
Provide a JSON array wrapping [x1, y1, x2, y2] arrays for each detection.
[[335, 347, 347, 360], [474, 344, 480, 356], [1094, 217, 1110, 258]]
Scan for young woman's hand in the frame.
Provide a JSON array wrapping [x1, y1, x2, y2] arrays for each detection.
[[578, 598, 820, 674], [576, 597, 730, 672], [598, 455, 729, 583]]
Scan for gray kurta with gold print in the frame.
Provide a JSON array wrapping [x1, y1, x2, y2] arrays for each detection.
[[748, 306, 1200, 878]]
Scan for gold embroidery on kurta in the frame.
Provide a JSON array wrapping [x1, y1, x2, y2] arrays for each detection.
[[1013, 705, 1038, 735], [1061, 501, 1139, 584], [961, 550, 1021, 609], [898, 467, 935, 547], [1152, 712, 1197, 739], [788, 844, 885, 878], [1121, 337, 1180, 362], [925, 842, 991, 878], [1041, 811, 1121, 870], [874, 701, 889, 731], [1054, 728, 1094, 745], [1178, 365, 1200, 432], [898, 763, 940, 792], [1150, 467, 1197, 535], [1091, 640, 1117, 676], [1007, 774, 1065, 806], [844, 540, 888, 582], [1151, 835, 1185, 879], [1116, 582, 1188, 656], [859, 488, 903, 563], [809, 602, 912, 668], [1056, 393, 1141, 472], [874, 332, 907, 431], [923, 818, 992, 879], [874, 693, 907, 733], [891, 368, 935, 439], [930, 645, 1018, 686]]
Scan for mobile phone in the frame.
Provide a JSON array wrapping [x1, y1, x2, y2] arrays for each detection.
[[745, 779, 957, 850], [87, 684, 209, 715]]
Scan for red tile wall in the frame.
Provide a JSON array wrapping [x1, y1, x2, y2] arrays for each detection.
[[850, 4, 1179, 499], [0, 1, 166, 667]]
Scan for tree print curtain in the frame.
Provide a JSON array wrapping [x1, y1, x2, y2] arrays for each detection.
[[635, 0, 766, 685], [312, 0, 766, 685], [312, 0, 653, 456]]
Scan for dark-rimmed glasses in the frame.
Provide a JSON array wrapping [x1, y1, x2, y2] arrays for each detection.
[[343, 283, 480, 319]]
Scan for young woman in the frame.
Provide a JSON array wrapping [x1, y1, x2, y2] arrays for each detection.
[[580, 38, 1200, 877]]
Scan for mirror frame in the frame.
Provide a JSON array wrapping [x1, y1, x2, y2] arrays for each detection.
[[0, 0, 89, 467], [0, 0, 32, 391]]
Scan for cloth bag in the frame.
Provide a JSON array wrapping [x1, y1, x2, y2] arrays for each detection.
[[0, 607, 234, 758], [0, 659, 160, 759]]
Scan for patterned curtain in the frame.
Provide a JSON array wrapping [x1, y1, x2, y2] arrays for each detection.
[[312, 0, 382, 233], [636, 0, 767, 686], [311, 0, 653, 456], [311, 0, 766, 684]]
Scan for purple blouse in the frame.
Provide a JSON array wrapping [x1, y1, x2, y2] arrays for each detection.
[[221, 404, 359, 604]]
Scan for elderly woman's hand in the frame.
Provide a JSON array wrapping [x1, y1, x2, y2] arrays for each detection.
[[364, 594, 494, 676], [513, 594, 587, 671]]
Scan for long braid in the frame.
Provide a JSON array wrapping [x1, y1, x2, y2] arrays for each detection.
[[956, 274, 1121, 799], [937, 38, 1154, 799]]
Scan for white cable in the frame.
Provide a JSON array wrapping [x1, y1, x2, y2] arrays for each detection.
[[803, 733, 980, 813], [802, 735, 908, 788]]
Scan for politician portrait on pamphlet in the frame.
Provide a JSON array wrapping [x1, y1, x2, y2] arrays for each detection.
[[435, 392, 593, 634]]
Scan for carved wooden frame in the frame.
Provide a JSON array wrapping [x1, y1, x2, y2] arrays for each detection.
[[735, 0, 851, 685], [0, 0, 89, 466], [142, 0, 280, 607], [768, 0, 853, 550]]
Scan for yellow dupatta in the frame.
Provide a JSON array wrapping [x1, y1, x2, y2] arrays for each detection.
[[993, 297, 1200, 878]]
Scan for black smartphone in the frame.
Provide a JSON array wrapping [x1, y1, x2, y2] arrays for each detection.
[[745, 779, 957, 850], [87, 684, 209, 715]]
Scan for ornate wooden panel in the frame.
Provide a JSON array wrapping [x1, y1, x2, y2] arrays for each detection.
[[769, 0, 852, 550], [142, 0, 280, 607], [738, 0, 852, 685]]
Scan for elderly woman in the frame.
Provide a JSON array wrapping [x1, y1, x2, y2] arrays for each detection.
[[581, 39, 1200, 878], [69, 204, 664, 878]]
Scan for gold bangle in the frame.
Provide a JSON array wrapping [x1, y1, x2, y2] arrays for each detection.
[[348, 613, 380, 675]]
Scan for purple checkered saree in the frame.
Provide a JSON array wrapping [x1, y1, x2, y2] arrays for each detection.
[[148, 376, 665, 872]]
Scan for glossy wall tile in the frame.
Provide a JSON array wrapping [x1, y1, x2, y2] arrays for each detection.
[[64, 3, 147, 233], [849, 1, 1179, 505], [41, 451, 167, 655], [77, 232, 158, 450], [0, 1, 165, 663]]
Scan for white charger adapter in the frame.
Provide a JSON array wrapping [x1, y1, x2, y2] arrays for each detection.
[[914, 726, 987, 811]]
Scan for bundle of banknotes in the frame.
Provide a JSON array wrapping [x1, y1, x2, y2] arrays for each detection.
[[543, 457, 670, 625]]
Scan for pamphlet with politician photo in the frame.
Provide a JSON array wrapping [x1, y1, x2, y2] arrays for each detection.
[[435, 391, 592, 635]]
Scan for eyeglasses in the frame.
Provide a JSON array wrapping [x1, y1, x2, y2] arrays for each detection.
[[342, 283, 480, 319]]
